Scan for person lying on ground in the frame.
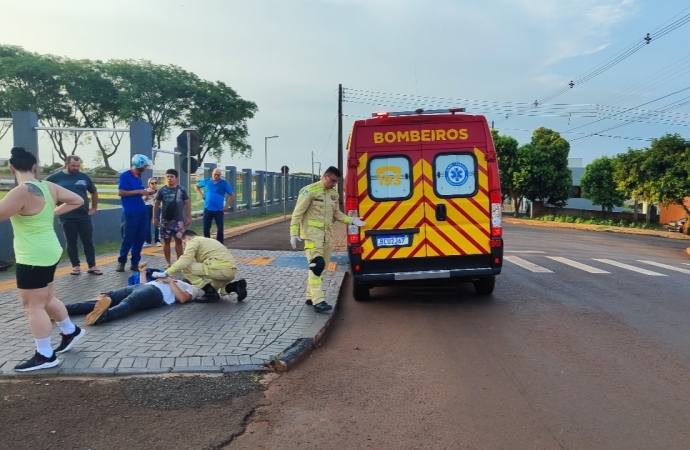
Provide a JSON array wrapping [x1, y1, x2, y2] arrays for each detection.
[[66, 262, 203, 326], [162, 230, 247, 302]]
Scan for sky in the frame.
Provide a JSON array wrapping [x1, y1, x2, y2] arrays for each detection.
[[1, 0, 689, 174]]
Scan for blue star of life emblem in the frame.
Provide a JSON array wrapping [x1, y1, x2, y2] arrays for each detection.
[[444, 162, 469, 187]]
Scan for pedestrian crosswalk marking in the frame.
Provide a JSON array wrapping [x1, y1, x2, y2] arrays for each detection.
[[638, 260, 690, 275], [546, 257, 610, 273], [592, 259, 666, 276], [504, 256, 553, 273]]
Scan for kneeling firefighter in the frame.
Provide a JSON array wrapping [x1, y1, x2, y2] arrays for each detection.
[[290, 166, 365, 312]]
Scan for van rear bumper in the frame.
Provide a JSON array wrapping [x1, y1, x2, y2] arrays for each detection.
[[354, 267, 501, 282]]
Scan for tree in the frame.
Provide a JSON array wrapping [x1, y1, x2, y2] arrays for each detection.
[[183, 80, 258, 166], [62, 59, 125, 169], [580, 156, 626, 216], [643, 134, 690, 232], [515, 127, 572, 207], [612, 149, 649, 222], [106, 60, 198, 149], [0, 45, 86, 162], [492, 130, 521, 216]]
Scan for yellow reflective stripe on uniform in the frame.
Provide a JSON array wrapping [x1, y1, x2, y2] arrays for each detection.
[[309, 186, 322, 192], [206, 261, 235, 269], [290, 225, 299, 232], [304, 243, 315, 249], [308, 220, 324, 227], [308, 278, 322, 285], [343, 216, 352, 224]]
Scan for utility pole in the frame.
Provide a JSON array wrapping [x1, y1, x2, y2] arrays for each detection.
[[337, 83, 343, 209], [311, 151, 314, 182]]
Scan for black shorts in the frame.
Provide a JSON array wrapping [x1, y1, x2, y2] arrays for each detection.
[[15, 263, 59, 290]]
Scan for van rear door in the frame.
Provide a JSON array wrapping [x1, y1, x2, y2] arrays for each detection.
[[355, 124, 429, 268], [420, 120, 492, 267]]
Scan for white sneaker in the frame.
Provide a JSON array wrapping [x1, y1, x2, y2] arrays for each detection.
[[156, 242, 162, 247], [143, 243, 152, 248]]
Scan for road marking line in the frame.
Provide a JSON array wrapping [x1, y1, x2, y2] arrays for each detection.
[[504, 256, 553, 273], [546, 257, 610, 273], [504, 251, 546, 254], [638, 260, 690, 275], [592, 259, 666, 276]]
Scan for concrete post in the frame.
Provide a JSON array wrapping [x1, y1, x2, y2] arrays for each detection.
[[203, 163, 216, 180], [225, 166, 237, 212], [267, 172, 275, 209], [242, 169, 252, 216], [11, 111, 39, 163], [130, 120, 153, 187], [256, 170, 266, 215]]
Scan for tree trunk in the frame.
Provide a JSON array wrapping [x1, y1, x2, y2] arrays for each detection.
[[601, 205, 606, 219], [633, 198, 638, 222], [512, 195, 521, 218]]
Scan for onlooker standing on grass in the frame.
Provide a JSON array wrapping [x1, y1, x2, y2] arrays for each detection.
[[153, 169, 191, 268], [117, 154, 154, 272], [46, 155, 102, 276], [143, 177, 161, 247], [194, 168, 235, 243], [0, 147, 86, 371]]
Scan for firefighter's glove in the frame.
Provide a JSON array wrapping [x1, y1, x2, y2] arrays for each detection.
[[352, 218, 366, 227], [152, 271, 168, 279], [290, 235, 302, 249]]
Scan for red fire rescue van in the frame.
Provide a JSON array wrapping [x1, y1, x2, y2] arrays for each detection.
[[344, 108, 503, 300]]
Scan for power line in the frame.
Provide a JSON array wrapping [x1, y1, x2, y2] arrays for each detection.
[[500, 9, 690, 122]]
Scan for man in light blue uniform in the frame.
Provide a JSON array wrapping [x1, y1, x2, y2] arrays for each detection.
[[194, 168, 235, 243]]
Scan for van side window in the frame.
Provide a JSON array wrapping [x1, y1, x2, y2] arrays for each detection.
[[368, 156, 412, 201], [433, 153, 478, 197]]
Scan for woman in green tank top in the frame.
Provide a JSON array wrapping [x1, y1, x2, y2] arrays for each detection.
[[0, 147, 86, 371]]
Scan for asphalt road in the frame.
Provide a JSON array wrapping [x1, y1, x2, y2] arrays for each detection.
[[229, 222, 690, 450]]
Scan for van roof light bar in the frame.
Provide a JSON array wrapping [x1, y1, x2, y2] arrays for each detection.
[[371, 108, 466, 118]]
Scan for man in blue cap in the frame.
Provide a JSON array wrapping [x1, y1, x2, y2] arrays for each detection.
[[116, 154, 154, 272]]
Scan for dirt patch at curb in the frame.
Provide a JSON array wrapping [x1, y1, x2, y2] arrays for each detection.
[[0, 373, 267, 450]]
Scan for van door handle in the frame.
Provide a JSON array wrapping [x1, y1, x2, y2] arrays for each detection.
[[435, 204, 447, 221]]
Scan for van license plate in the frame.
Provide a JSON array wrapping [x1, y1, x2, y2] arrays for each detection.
[[376, 235, 409, 247]]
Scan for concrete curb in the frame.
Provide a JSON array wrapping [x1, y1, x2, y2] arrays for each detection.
[[504, 217, 690, 241], [266, 271, 347, 372]]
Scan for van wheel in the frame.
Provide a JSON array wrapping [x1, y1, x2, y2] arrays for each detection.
[[473, 276, 495, 295], [353, 281, 370, 301]]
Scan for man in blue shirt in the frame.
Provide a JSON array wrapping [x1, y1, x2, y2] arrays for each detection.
[[116, 154, 153, 272], [194, 168, 235, 243]]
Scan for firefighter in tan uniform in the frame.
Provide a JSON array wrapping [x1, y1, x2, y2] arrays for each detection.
[[162, 230, 247, 302], [290, 166, 365, 312]]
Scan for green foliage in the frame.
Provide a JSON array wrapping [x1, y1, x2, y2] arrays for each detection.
[[0, 45, 257, 169], [91, 166, 119, 176], [492, 129, 521, 216], [41, 163, 63, 174], [515, 128, 572, 207], [645, 134, 690, 210], [580, 156, 626, 212], [536, 214, 655, 229], [184, 80, 258, 165]]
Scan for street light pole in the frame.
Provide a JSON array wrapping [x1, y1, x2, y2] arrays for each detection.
[[264, 135, 279, 215]]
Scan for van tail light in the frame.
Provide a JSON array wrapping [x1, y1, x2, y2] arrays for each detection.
[[346, 197, 361, 244], [490, 190, 502, 238]]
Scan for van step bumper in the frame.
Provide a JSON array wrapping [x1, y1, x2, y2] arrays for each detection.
[[355, 267, 500, 282]]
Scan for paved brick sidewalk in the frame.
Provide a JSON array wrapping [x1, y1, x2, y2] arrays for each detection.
[[0, 220, 349, 377]]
